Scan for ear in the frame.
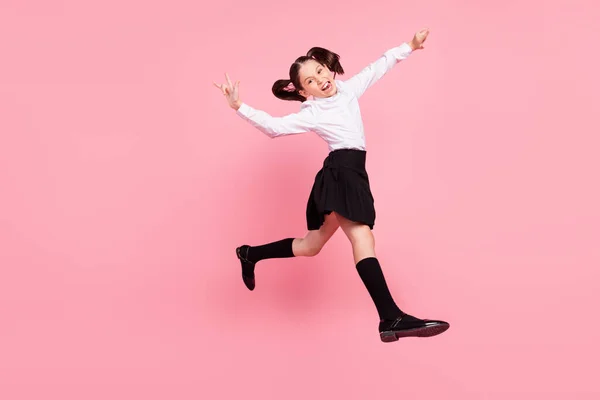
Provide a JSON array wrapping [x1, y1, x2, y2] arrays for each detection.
[[298, 89, 308, 98]]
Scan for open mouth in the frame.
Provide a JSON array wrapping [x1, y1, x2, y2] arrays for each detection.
[[321, 81, 331, 91]]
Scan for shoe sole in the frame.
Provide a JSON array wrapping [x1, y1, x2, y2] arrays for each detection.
[[380, 322, 450, 342]]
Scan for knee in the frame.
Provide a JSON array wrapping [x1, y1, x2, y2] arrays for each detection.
[[296, 237, 324, 257], [304, 244, 322, 257], [348, 226, 374, 246]]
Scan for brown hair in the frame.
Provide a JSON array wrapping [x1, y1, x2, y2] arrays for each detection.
[[272, 47, 345, 102]]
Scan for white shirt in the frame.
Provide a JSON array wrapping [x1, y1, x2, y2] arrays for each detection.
[[236, 42, 413, 152]]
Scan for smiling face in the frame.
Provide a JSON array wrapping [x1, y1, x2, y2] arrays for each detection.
[[297, 59, 337, 99]]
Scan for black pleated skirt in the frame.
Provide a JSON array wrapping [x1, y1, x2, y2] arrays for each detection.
[[306, 149, 376, 231]]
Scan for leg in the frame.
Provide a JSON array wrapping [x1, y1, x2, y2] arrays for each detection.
[[334, 212, 376, 264], [334, 212, 401, 320], [333, 212, 449, 342], [242, 211, 339, 262], [292, 212, 340, 257], [236, 212, 339, 291]]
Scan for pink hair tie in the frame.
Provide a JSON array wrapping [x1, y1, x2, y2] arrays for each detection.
[[283, 82, 296, 92]]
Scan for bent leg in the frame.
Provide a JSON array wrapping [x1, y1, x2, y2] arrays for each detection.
[[292, 212, 340, 257]]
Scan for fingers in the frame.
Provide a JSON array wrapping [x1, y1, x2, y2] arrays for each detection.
[[215, 75, 239, 97], [213, 81, 228, 96], [213, 82, 224, 93]]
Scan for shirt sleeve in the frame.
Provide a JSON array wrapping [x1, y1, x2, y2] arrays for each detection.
[[236, 102, 316, 138], [342, 42, 413, 98]]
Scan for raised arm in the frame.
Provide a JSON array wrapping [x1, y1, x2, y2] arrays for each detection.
[[343, 43, 412, 98], [343, 28, 429, 98], [213, 73, 315, 138]]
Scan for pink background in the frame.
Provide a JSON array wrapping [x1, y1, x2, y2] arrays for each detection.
[[1, 0, 599, 399]]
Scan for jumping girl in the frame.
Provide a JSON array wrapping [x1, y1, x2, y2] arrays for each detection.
[[213, 28, 449, 342]]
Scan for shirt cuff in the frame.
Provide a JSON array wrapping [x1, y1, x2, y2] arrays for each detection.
[[387, 42, 413, 60], [236, 102, 251, 117]]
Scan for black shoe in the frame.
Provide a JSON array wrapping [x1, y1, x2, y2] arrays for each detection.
[[379, 312, 449, 342], [236, 245, 255, 291]]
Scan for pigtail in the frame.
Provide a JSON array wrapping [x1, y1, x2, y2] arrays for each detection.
[[306, 47, 345, 76], [272, 79, 307, 102]]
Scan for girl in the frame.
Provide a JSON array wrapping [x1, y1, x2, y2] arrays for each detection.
[[213, 28, 449, 342]]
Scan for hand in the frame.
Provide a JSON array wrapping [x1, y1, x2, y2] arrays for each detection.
[[409, 28, 430, 50], [213, 73, 242, 110]]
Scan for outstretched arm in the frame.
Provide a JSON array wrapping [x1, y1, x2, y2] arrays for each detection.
[[213, 73, 315, 138], [343, 28, 430, 98], [236, 103, 315, 138]]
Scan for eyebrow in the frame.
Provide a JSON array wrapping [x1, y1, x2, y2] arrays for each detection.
[[304, 65, 323, 83]]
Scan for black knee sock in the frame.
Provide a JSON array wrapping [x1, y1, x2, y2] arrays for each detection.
[[247, 238, 295, 263], [356, 257, 403, 321]]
